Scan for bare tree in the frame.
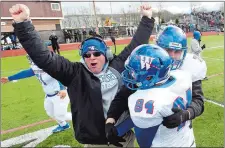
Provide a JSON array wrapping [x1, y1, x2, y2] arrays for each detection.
[[99, 14, 106, 27], [78, 6, 92, 28], [62, 7, 83, 29], [62, 7, 70, 15], [190, 2, 202, 13], [190, 2, 196, 13], [95, 6, 102, 27], [121, 8, 128, 25], [130, 6, 140, 26], [157, 2, 164, 24], [220, 3, 224, 12], [199, 7, 207, 13]]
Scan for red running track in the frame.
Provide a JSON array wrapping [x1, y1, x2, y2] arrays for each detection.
[[1, 32, 220, 58]]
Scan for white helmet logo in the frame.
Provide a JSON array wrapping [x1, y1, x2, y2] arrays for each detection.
[[140, 55, 154, 70]]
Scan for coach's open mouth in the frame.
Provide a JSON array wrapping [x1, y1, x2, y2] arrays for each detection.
[[91, 63, 97, 66]]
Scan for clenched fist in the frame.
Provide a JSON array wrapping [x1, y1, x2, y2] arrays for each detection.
[[1, 77, 9, 84], [140, 3, 152, 19], [57, 90, 67, 99], [9, 4, 30, 22]]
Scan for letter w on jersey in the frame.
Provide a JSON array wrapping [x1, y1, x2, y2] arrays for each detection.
[[140, 55, 155, 70]]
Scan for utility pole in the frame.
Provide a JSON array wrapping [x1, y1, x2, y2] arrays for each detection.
[[92, 0, 99, 33], [89, 2, 94, 28], [110, 2, 113, 20], [129, 5, 131, 26]]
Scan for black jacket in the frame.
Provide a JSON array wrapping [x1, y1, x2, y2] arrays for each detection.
[[107, 80, 205, 122], [49, 35, 58, 44], [13, 16, 155, 144]]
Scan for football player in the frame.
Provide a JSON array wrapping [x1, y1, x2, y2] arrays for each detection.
[[190, 30, 206, 59], [1, 55, 72, 133], [105, 26, 205, 147], [108, 44, 195, 147], [156, 26, 207, 128]]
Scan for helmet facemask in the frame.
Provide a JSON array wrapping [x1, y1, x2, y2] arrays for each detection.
[[170, 49, 187, 70], [122, 65, 160, 90]]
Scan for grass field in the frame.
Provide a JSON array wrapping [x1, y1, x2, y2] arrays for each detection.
[[1, 35, 224, 147]]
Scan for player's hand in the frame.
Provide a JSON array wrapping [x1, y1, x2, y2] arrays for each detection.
[[57, 90, 67, 99], [201, 44, 206, 50], [162, 108, 190, 129], [1, 77, 9, 84], [9, 4, 30, 22], [140, 3, 152, 19], [105, 123, 126, 147]]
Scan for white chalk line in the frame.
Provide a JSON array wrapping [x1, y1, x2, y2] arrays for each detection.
[[204, 99, 224, 108]]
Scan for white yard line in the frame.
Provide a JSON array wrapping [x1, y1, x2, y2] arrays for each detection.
[[204, 46, 224, 50], [205, 99, 224, 108], [203, 57, 224, 61], [1, 126, 56, 147]]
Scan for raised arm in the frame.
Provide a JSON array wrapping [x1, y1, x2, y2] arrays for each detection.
[[10, 4, 79, 86], [110, 4, 155, 73]]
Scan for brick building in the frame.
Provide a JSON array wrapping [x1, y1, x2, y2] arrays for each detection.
[[1, 0, 63, 33]]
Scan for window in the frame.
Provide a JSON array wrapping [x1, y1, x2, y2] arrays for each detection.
[[51, 3, 60, 11]]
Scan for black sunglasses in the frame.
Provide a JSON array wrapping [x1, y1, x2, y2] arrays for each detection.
[[83, 52, 102, 58]]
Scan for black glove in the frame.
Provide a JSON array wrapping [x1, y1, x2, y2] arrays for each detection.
[[201, 44, 206, 50], [162, 108, 190, 129], [105, 123, 126, 147]]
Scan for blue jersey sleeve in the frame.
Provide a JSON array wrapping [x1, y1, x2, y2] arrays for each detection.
[[58, 81, 66, 90], [8, 68, 35, 81]]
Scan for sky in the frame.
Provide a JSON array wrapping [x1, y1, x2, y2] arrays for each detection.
[[61, 1, 223, 15]]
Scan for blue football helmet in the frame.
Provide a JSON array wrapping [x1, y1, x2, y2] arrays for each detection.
[[156, 25, 187, 70], [193, 30, 201, 41], [122, 44, 173, 90]]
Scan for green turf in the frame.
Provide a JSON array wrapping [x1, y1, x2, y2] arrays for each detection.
[[1, 77, 47, 130], [37, 121, 83, 147], [1, 35, 224, 147], [203, 51, 224, 77], [202, 75, 224, 103], [37, 102, 224, 147], [193, 102, 224, 147]]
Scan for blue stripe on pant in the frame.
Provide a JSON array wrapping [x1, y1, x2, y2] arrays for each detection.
[[134, 125, 160, 148], [116, 117, 160, 148]]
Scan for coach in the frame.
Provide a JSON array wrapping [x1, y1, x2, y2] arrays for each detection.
[[10, 3, 155, 147]]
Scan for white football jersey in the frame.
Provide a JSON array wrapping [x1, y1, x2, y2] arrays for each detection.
[[128, 70, 195, 147], [31, 64, 63, 95], [190, 38, 202, 56], [180, 53, 207, 82]]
